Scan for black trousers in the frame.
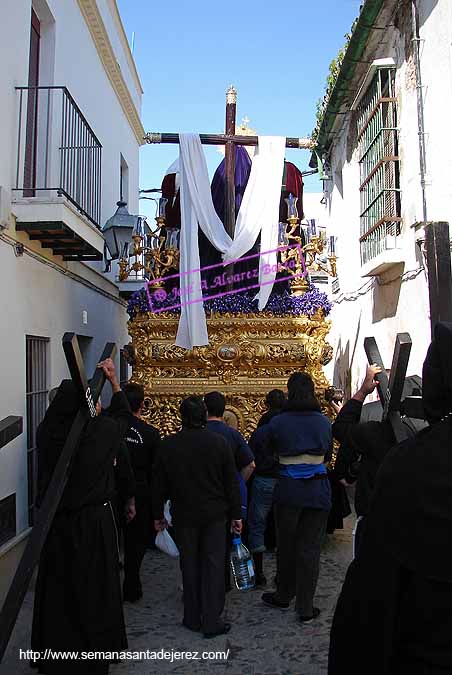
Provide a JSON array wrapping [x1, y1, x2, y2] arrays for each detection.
[[353, 516, 366, 559], [275, 503, 328, 616], [122, 497, 151, 600], [176, 519, 227, 634]]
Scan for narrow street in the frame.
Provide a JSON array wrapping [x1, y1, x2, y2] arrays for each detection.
[[3, 510, 354, 675]]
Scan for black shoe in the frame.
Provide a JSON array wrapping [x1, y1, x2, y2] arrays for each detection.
[[182, 620, 201, 632], [261, 592, 289, 610], [203, 623, 231, 639], [298, 607, 320, 624], [255, 573, 267, 588]]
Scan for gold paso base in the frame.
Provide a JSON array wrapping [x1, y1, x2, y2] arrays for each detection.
[[128, 309, 334, 437]]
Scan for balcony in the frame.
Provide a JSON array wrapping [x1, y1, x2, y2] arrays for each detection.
[[12, 86, 104, 261]]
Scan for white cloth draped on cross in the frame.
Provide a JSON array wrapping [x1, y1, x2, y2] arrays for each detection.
[[175, 132, 285, 349]]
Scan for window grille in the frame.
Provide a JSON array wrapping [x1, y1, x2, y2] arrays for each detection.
[[357, 67, 401, 264], [26, 335, 49, 525]]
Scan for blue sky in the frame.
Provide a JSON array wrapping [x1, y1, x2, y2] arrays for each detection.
[[117, 0, 362, 218]]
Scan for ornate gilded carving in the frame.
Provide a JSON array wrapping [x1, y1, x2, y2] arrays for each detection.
[[129, 310, 334, 436]]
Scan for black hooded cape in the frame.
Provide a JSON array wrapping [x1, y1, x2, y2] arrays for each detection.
[[31, 382, 131, 675], [329, 323, 452, 675]]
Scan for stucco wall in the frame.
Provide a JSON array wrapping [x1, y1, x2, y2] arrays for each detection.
[[324, 0, 449, 395], [0, 0, 140, 232], [0, 242, 129, 536], [0, 0, 139, 555]]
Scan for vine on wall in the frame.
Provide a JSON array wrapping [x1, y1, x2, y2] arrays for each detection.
[[311, 18, 359, 147]]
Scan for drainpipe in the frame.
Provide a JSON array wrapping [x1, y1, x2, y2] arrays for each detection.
[[411, 0, 428, 225]]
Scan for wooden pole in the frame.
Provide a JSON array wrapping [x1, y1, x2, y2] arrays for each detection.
[[144, 132, 314, 150], [363, 333, 412, 443], [224, 85, 237, 239], [0, 336, 116, 662], [425, 222, 452, 337], [0, 417, 23, 451]]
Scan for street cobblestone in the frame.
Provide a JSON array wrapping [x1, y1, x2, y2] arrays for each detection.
[[3, 512, 354, 675]]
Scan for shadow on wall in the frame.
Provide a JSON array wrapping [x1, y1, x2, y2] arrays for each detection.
[[333, 310, 362, 399], [333, 337, 351, 399], [372, 263, 404, 323]]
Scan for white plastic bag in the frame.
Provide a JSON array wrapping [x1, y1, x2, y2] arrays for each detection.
[[155, 528, 179, 558], [164, 500, 172, 527]]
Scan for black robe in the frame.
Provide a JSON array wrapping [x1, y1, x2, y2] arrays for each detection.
[[329, 323, 452, 675], [329, 419, 452, 674], [31, 383, 130, 675]]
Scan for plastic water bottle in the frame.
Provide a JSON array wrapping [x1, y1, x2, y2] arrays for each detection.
[[230, 536, 255, 590]]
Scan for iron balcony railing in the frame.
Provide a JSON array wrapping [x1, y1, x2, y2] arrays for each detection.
[[357, 68, 401, 265], [14, 86, 102, 228]]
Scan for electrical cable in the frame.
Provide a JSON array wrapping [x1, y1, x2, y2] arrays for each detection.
[[0, 232, 126, 307]]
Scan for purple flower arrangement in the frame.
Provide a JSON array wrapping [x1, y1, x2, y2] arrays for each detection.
[[127, 284, 332, 320]]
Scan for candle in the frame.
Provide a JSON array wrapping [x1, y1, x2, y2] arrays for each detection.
[[329, 236, 336, 255], [310, 219, 317, 237], [285, 193, 298, 220], [132, 218, 143, 238], [158, 197, 168, 218], [278, 222, 288, 247], [121, 242, 130, 259]]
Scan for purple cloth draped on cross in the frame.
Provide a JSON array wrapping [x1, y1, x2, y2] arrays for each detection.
[[211, 145, 252, 223]]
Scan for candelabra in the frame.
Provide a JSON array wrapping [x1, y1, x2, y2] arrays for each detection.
[[278, 194, 337, 295], [303, 230, 337, 278], [118, 198, 180, 284]]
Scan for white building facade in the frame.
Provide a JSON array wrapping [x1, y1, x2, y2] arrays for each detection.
[[0, 0, 144, 602], [314, 0, 452, 397]]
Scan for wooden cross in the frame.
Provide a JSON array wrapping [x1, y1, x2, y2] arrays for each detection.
[[363, 333, 413, 443], [144, 85, 313, 239], [0, 334, 116, 662], [0, 417, 23, 452], [424, 222, 452, 336]]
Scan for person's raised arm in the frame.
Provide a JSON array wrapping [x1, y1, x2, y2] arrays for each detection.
[[98, 357, 121, 393], [352, 364, 382, 403], [97, 358, 131, 439], [332, 364, 381, 443]]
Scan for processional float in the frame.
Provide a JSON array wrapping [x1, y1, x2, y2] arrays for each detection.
[[124, 86, 338, 434]]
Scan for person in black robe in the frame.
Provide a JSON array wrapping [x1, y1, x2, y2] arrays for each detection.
[[331, 366, 427, 554], [121, 382, 160, 602], [31, 359, 130, 675], [328, 322, 452, 675]]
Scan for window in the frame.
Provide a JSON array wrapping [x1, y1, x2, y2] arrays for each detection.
[[26, 335, 49, 525], [357, 67, 401, 264]]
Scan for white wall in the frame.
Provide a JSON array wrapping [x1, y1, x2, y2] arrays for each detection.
[[0, 0, 140, 231], [302, 192, 328, 223], [417, 0, 452, 226], [41, 0, 140, 225], [324, 0, 449, 395], [0, 1, 30, 221], [0, 0, 140, 549], [0, 242, 129, 535]]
